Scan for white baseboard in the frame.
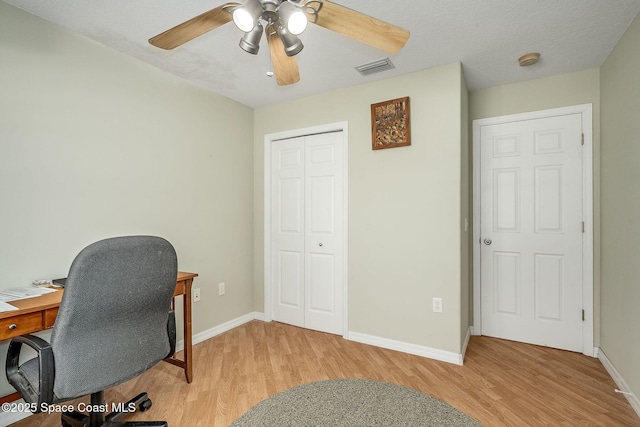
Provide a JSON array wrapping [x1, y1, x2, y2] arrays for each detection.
[[176, 311, 265, 352], [461, 326, 472, 362], [0, 311, 266, 427], [597, 347, 640, 418], [346, 331, 464, 366]]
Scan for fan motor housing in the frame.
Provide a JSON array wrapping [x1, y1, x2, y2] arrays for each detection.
[[260, 0, 281, 23]]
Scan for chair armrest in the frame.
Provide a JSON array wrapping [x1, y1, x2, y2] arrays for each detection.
[[5, 334, 54, 412], [167, 310, 176, 359]]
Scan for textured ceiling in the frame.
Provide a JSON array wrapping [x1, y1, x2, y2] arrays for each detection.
[[4, 0, 640, 108]]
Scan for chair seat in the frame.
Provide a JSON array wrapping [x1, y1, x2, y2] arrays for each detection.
[[20, 358, 43, 399]]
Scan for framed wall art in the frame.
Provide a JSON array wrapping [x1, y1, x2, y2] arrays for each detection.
[[371, 96, 411, 150]]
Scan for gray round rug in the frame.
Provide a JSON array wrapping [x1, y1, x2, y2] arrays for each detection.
[[230, 379, 482, 426]]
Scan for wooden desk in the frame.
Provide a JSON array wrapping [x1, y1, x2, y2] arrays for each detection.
[[0, 271, 197, 403]]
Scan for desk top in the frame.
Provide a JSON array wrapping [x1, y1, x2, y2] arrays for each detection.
[[0, 271, 198, 320]]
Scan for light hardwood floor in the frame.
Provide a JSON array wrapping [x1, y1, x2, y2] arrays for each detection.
[[12, 321, 640, 426]]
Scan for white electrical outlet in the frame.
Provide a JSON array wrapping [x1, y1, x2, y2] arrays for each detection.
[[193, 288, 201, 302], [433, 297, 443, 313], [218, 282, 225, 296]]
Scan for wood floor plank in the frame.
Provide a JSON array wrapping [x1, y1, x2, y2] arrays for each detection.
[[9, 320, 640, 426]]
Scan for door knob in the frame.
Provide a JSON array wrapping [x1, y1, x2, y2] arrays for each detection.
[[483, 238, 492, 246]]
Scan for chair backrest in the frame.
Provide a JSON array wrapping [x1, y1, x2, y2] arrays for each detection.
[[50, 236, 177, 400]]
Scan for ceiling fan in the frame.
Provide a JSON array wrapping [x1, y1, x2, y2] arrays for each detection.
[[149, 0, 410, 86]]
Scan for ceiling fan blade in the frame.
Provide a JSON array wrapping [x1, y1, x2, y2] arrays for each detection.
[[149, 4, 234, 50], [266, 27, 301, 86], [314, 1, 410, 54]]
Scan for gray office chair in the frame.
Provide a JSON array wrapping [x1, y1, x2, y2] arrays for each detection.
[[6, 236, 178, 427]]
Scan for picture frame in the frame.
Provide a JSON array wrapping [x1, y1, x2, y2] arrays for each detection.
[[371, 96, 411, 150]]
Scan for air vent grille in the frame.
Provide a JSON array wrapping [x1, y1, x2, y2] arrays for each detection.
[[355, 57, 395, 76]]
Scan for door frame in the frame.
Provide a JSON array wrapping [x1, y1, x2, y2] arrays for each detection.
[[472, 104, 594, 356], [263, 121, 349, 338]]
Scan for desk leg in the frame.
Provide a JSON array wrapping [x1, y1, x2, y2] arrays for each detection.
[[183, 278, 193, 383], [165, 278, 194, 383]]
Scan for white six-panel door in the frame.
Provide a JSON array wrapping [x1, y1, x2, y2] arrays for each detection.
[[479, 113, 585, 352], [270, 131, 344, 335]]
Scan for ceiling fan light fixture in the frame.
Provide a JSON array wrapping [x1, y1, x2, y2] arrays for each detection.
[[232, 0, 263, 33], [239, 22, 264, 54], [149, 0, 411, 87], [277, 25, 304, 56], [287, 10, 308, 35], [278, 2, 308, 35]]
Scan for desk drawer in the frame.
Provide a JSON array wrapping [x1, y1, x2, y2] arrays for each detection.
[[44, 308, 59, 329], [0, 312, 43, 340]]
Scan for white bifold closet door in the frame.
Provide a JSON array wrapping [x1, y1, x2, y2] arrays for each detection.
[[270, 131, 344, 335]]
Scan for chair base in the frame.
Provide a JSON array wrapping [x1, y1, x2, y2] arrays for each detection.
[[61, 391, 167, 427]]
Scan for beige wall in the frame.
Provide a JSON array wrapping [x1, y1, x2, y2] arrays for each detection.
[[255, 63, 466, 354], [460, 71, 471, 347], [0, 3, 254, 395], [600, 12, 640, 401], [469, 69, 601, 121], [469, 69, 602, 345]]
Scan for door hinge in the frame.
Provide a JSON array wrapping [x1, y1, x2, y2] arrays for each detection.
[[582, 309, 585, 321], [582, 221, 585, 233], [581, 133, 585, 145]]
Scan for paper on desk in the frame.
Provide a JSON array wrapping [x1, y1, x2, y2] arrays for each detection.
[[0, 286, 56, 302], [0, 301, 18, 313]]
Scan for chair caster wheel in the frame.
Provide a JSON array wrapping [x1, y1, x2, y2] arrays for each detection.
[[139, 398, 153, 412]]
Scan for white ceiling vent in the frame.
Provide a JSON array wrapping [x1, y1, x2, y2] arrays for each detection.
[[355, 57, 395, 76]]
